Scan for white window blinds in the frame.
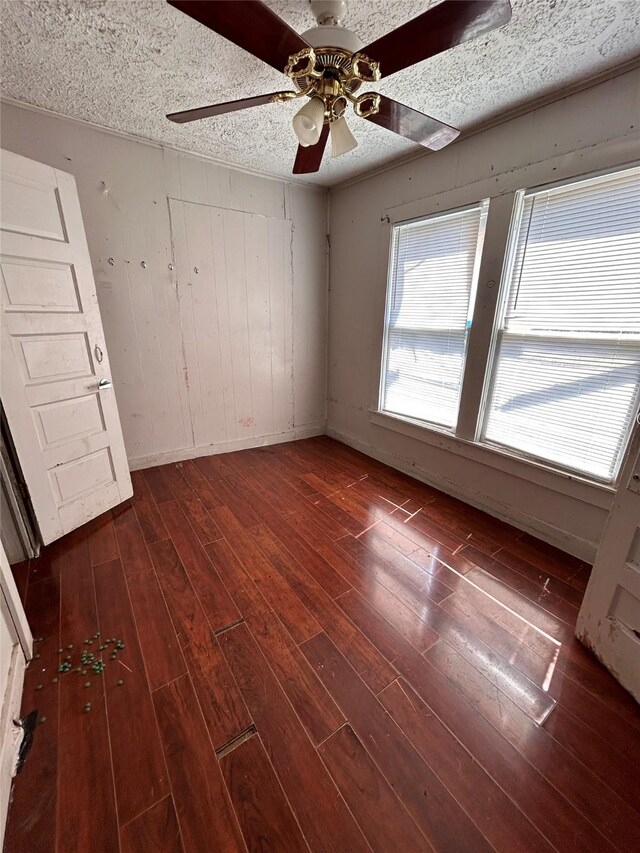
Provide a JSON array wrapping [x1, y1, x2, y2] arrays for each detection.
[[380, 203, 487, 429], [483, 166, 640, 482]]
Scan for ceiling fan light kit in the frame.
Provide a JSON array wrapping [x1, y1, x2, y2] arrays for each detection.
[[330, 116, 358, 158], [166, 0, 512, 174]]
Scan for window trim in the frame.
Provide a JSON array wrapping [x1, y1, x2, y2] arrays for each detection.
[[377, 199, 488, 434], [373, 158, 640, 490], [477, 164, 640, 484]]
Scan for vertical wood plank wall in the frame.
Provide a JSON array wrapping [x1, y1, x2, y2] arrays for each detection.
[[0, 102, 328, 468]]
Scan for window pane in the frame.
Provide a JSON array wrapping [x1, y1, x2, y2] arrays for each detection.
[[484, 166, 640, 481], [381, 203, 487, 429], [485, 335, 640, 480]]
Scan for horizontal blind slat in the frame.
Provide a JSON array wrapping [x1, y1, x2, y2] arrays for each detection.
[[484, 166, 640, 480], [382, 203, 486, 428]]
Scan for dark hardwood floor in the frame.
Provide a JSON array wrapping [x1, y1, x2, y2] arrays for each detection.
[[5, 436, 640, 852]]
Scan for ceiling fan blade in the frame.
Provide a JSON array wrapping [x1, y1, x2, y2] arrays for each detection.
[[292, 125, 330, 174], [167, 92, 292, 124], [363, 95, 459, 151], [362, 0, 512, 79], [167, 0, 310, 72]]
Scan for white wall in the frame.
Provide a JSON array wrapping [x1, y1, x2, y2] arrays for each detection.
[[0, 102, 328, 468], [327, 69, 640, 561]]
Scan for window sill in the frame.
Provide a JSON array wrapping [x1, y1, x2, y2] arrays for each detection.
[[369, 409, 616, 506]]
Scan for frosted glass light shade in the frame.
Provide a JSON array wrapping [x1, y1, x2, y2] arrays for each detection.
[[292, 97, 325, 147], [330, 116, 358, 157]]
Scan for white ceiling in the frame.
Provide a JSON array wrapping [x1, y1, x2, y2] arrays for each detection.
[[2, 0, 639, 187]]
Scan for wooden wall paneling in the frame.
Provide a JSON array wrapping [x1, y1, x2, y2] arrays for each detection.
[[245, 212, 275, 437], [116, 156, 176, 455], [168, 199, 205, 449], [268, 217, 289, 434], [224, 208, 255, 440], [209, 207, 238, 442], [184, 201, 227, 446]]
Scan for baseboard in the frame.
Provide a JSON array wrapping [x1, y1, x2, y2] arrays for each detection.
[[128, 423, 325, 471], [326, 425, 598, 563]]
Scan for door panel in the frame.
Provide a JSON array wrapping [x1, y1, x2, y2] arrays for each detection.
[[1, 149, 132, 544], [577, 435, 640, 702]]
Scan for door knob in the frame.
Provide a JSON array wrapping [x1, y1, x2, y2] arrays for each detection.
[[98, 378, 113, 391]]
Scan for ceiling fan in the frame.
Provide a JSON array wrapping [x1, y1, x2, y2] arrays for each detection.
[[166, 0, 512, 175]]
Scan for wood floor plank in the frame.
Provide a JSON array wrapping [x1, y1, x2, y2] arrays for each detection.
[[8, 437, 637, 853], [158, 500, 240, 632], [337, 585, 438, 657], [379, 678, 555, 853], [115, 517, 158, 579], [180, 458, 225, 509], [207, 537, 345, 746], [301, 632, 494, 853], [318, 723, 432, 853], [250, 524, 398, 693], [224, 481, 353, 598], [153, 675, 245, 852], [220, 734, 310, 853], [425, 639, 640, 852], [463, 546, 581, 626], [112, 498, 137, 527], [395, 644, 618, 853], [197, 468, 261, 528], [130, 469, 170, 543], [213, 505, 321, 644], [57, 560, 119, 853], [156, 464, 222, 545], [445, 581, 640, 761], [143, 465, 176, 504], [338, 532, 455, 614], [218, 622, 371, 853], [492, 547, 585, 607], [543, 701, 640, 813], [148, 537, 251, 749], [86, 513, 119, 567], [126, 567, 187, 692], [507, 533, 590, 591], [94, 558, 170, 825], [120, 795, 184, 853]]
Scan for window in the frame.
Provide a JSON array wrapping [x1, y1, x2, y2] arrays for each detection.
[[482, 166, 640, 481], [380, 202, 488, 429], [377, 164, 640, 485]]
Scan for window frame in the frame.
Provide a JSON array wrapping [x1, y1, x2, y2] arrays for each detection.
[[377, 200, 489, 434], [374, 159, 640, 489], [477, 165, 640, 484]]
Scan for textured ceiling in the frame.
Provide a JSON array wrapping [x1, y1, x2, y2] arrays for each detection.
[[2, 0, 639, 187]]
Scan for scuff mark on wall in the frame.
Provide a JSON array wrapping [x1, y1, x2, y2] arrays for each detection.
[[238, 417, 255, 428]]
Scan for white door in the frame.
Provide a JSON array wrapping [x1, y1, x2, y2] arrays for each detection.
[[577, 431, 640, 702], [0, 149, 132, 544]]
